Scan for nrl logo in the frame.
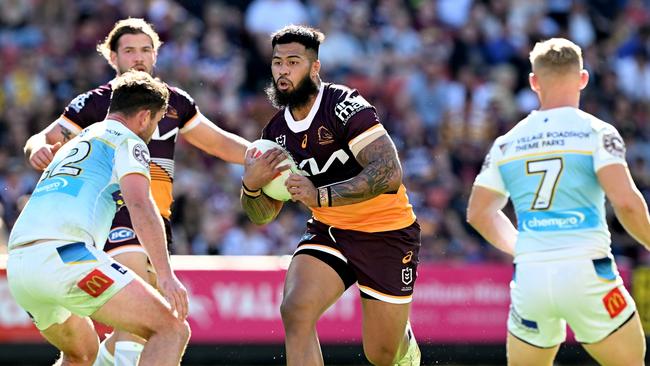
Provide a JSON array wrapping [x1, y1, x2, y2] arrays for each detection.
[[275, 135, 286, 147], [401, 268, 413, 285]]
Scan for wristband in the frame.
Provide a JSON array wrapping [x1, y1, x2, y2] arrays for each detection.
[[242, 180, 262, 198], [318, 186, 332, 207]]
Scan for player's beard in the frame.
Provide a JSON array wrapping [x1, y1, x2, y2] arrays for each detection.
[[265, 73, 319, 110]]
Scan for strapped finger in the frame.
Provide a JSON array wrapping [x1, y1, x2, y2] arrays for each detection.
[[180, 291, 189, 320], [32, 156, 48, 170]]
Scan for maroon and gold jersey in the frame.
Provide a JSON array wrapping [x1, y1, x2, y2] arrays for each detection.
[[262, 83, 416, 232], [57, 82, 201, 219]]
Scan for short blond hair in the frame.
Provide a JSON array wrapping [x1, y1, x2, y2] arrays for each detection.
[[97, 18, 162, 65], [529, 38, 583, 74]]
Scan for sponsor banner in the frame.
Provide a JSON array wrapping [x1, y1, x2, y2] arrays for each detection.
[[0, 260, 631, 344]]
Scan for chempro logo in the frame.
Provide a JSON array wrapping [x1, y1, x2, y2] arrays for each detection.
[[519, 208, 598, 232]]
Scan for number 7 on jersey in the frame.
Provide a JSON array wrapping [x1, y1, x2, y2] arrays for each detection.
[[526, 157, 563, 210]]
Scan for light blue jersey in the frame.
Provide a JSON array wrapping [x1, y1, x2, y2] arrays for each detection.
[[9, 120, 151, 250], [474, 107, 627, 262]]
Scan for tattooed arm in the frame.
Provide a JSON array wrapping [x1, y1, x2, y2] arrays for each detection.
[[286, 134, 403, 208], [24, 121, 76, 171], [241, 147, 289, 224], [328, 134, 402, 206], [241, 192, 284, 225]]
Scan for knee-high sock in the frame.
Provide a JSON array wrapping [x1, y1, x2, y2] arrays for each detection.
[[114, 341, 144, 366], [92, 338, 114, 366]]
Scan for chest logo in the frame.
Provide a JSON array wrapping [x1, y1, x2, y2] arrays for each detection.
[[275, 135, 286, 147], [151, 126, 179, 142], [318, 126, 334, 145], [298, 149, 349, 176], [301, 134, 308, 149], [166, 106, 179, 119]]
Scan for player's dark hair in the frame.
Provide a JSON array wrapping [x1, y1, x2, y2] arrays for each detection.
[[271, 25, 325, 57], [108, 70, 169, 117], [97, 18, 162, 65]]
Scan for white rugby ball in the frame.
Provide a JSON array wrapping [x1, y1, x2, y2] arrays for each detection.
[[246, 139, 299, 201]]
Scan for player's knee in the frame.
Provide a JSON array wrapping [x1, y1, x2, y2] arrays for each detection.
[[176, 320, 191, 344], [160, 317, 190, 343], [59, 348, 98, 366], [364, 342, 400, 366], [280, 296, 317, 328], [143, 313, 190, 346]]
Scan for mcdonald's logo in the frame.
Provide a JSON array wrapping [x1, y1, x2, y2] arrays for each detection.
[[603, 287, 627, 318], [77, 269, 114, 298]]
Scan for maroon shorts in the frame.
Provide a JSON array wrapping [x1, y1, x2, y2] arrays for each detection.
[[103, 207, 173, 256], [295, 219, 421, 304]]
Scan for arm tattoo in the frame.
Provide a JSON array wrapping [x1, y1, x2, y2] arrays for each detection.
[[329, 135, 402, 206], [241, 192, 282, 225], [60, 126, 73, 142]]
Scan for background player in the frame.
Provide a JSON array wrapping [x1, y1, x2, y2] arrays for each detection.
[[7, 70, 190, 366], [241, 25, 421, 366], [22, 18, 249, 365], [467, 38, 649, 366]]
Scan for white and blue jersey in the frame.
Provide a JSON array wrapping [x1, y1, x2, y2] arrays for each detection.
[[474, 107, 627, 263], [9, 120, 151, 250]]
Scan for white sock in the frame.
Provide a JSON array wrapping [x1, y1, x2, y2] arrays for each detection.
[[92, 338, 114, 366], [114, 341, 144, 366]]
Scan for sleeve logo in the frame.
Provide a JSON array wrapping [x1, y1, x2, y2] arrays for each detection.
[[334, 93, 372, 125], [132, 143, 150, 168], [68, 92, 92, 113], [77, 269, 114, 298], [603, 132, 625, 158]]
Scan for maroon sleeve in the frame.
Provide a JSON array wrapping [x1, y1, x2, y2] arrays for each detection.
[[60, 85, 112, 130], [170, 86, 200, 130], [331, 87, 380, 143]]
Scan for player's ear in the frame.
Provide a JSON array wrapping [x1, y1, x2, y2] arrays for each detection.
[[110, 51, 118, 69], [579, 69, 589, 90], [528, 72, 540, 93], [311, 59, 320, 78], [136, 109, 151, 128]]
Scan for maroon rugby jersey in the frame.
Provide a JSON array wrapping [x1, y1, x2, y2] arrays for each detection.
[[262, 83, 415, 232], [58, 82, 200, 219]]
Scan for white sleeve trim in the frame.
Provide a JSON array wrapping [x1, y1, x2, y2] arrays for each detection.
[[348, 124, 387, 157], [472, 182, 509, 197], [180, 112, 204, 134], [56, 116, 83, 133]]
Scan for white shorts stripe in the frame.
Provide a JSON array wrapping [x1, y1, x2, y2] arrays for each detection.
[[294, 244, 348, 263], [358, 285, 412, 304]]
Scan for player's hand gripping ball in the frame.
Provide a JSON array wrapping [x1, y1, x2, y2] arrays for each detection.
[[247, 139, 299, 201]]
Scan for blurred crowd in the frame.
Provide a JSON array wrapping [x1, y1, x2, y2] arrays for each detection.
[[2, 0, 650, 266]]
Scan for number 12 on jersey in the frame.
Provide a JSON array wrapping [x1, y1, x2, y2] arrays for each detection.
[[44, 141, 92, 179], [526, 157, 563, 210]]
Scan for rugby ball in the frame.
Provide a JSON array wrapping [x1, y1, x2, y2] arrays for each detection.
[[246, 139, 299, 201]]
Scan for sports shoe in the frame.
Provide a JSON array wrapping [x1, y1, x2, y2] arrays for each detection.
[[395, 322, 421, 366]]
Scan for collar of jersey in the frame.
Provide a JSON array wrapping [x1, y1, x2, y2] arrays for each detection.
[[284, 83, 325, 133]]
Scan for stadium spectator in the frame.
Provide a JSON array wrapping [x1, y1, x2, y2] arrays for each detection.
[[1, 0, 650, 267]]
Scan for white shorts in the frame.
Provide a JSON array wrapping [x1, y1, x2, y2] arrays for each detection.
[[7, 241, 135, 330], [508, 256, 636, 347]]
